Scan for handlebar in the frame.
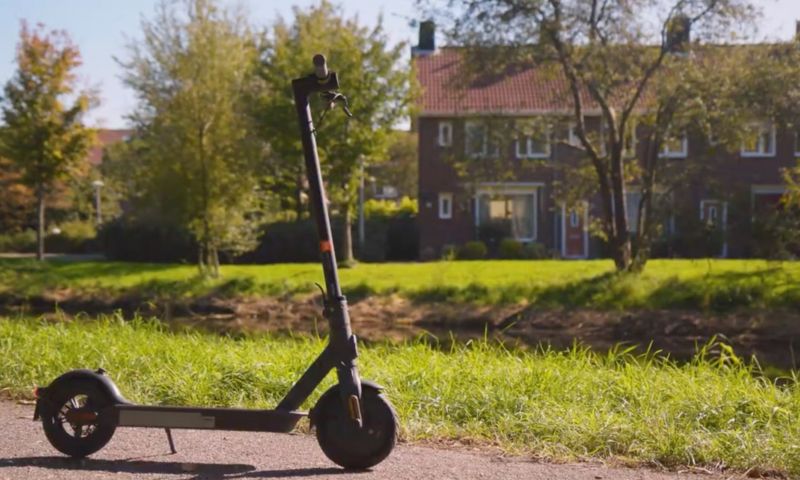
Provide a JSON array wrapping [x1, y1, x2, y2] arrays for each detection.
[[313, 54, 329, 80]]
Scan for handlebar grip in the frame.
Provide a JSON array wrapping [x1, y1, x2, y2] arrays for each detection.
[[313, 54, 328, 80]]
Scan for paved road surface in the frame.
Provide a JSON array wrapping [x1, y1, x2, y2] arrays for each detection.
[[0, 401, 733, 480]]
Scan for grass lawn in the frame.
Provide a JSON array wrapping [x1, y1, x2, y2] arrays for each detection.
[[2, 315, 799, 475], [1, 258, 800, 310]]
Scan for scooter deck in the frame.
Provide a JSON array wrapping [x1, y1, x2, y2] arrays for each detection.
[[113, 404, 306, 433]]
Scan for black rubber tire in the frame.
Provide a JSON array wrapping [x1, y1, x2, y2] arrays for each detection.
[[41, 380, 116, 457], [314, 385, 398, 470]]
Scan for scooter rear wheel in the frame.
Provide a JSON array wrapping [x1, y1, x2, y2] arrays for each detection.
[[313, 385, 397, 469], [41, 380, 116, 457]]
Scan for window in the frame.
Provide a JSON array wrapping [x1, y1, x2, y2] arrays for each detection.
[[437, 121, 453, 147], [568, 123, 582, 147], [707, 205, 718, 225], [476, 190, 538, 241], [464, 120, 498, 158], [741, 123, 776, 157], [515, 120, 550, 159], [625, 190, 642, 233], [659, 131, 688, 158], [570, 210, 580, 227], [794, 131, 800, 156], [438, 192, 453, 219]]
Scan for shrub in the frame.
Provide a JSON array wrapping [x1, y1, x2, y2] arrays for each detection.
[[440, 244, 458, 260], [457, 241, 488, 260], [523, 242, 549, 259], [498, 238, 524, 259], [46, 220, 98, 253], [100, 218, 196, 262], [364, 196, 418, 218], [0, 230, 36, 253]]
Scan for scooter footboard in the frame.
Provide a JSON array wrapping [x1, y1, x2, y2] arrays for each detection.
[[114, 405, 306, 433]]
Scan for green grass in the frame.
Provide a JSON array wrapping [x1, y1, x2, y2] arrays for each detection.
[[2, 258, 800, 310], [2, 314, 799, 474]]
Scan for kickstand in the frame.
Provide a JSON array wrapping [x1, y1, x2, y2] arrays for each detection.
[[165, 428, 177, 454]]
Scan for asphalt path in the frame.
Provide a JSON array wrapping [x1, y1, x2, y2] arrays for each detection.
[[0, 401, 736, 480]]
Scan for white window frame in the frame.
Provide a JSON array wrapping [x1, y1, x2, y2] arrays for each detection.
[[740, 123, 776, 158], [659, 131, 688, 158], [514, 123, 551, 159], [437, 121, 453, 147], [567, 122, 582, 148], [438, 192, 453, 220], [474, 183, 541, 242], [794, 131, 800, 156], [464, 120, 498, 158]]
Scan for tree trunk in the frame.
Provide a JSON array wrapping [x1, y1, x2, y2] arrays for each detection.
[[210, 244, 220, 278], [609, 145, 633, 271], [343, 203, 355, 264], [35, 186, 46, 261], [198, 244, 206, 276]]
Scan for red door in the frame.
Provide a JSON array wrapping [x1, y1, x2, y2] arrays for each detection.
[[563, 204, 586, 258]]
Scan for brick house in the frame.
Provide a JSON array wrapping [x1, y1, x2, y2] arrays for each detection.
[[88, 129, 133, 166], [413, 23, 796, 260]]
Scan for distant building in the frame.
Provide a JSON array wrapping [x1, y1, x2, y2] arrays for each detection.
[[87, 129, 133, 166], [413, 22, 796, 260]]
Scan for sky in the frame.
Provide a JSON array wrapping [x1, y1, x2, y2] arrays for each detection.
[[0, 0, 798, 129]]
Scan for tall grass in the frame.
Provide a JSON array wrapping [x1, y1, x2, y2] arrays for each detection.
[[2, 315, 799, 474], [2, 258, 800, 310]]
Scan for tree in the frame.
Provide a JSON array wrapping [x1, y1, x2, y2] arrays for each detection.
[[430, 0, 754, 270], [118, 0, 265, 277], [0, 146, 35, 233], [256, 1, 415, 263], [0, 22, 95, 260], [378, 130, 418, 199]]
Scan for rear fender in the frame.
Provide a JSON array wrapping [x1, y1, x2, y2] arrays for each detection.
[[34, 369, 129, 420]]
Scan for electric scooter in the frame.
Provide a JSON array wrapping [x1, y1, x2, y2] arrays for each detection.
[[32, 54, 398, 470]]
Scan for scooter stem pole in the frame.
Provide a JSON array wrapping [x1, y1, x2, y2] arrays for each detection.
[[293, 93, 343, 302]]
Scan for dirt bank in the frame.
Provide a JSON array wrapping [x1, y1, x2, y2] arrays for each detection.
[[2, 291, 799, 369]]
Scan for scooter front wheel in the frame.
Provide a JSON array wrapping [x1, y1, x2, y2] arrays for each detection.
[[313, 384, 397, 469], [40, 379, 116, 457]]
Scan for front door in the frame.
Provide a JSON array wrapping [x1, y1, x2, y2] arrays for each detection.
[[562, 202, 587, 258]]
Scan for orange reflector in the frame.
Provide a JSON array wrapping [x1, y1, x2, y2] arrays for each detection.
[[347, 395, 362, 422], [320, 240, 332, 253]]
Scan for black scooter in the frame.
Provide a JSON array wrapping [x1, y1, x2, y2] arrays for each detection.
[[32, 55, 398, 470]]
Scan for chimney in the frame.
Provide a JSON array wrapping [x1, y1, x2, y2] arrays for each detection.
[[795, 20, 800, 41], [664, 14, 691, 55], [412, 20, 436, 57]]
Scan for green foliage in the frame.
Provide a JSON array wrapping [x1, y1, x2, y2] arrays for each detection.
[[0, 22, 95, 260], [497, 239, 551, 260], [0, 230, 36, 253], [116, 0, 266, 277], [498, 238, 524, 259], [2, 315, 800, 475], [254, 1, 415, 259], [440, 244, 458, 261], [457, 241, 488, 260], [363, 197, 417, 219], [46, 219, 97, 253]]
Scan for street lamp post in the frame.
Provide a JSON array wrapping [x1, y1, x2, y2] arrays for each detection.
[[91, 179, 104, 225]]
